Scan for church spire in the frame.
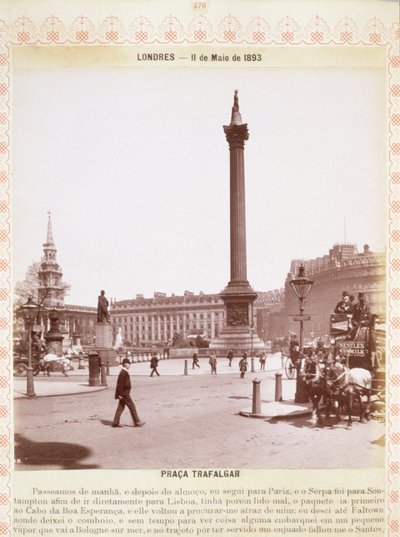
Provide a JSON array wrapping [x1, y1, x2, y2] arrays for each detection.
[[46, 210, 55, 245], [39, 211, 64, 307]]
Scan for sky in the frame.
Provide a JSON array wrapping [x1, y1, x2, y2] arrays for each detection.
[[12, 64, 386, 306]]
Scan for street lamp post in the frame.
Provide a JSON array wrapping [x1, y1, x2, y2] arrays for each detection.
[[20, 296, 39, 398], [289, 264, 314, 403]]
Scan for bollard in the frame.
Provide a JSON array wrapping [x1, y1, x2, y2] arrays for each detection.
[[106, 360, 110, 376], [100, 362, 107, 386], [88, 351, 100, 386], [275, 372, 282, 402], [184, 359, 188, 376], [252, 378, 261, 415], [251, 356, 255, 373]]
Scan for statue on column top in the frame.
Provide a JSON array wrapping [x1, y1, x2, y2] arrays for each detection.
[[230, 89, 243, 126]]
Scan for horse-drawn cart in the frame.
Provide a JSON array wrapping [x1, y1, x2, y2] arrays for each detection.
[[330, 312, 385, 402]]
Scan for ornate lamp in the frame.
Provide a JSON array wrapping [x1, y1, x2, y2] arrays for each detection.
[[289, 265, 314, 403], [289, 265, 313, 316]]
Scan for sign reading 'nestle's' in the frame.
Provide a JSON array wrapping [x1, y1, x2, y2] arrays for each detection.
[[338, 341, 367, 357]]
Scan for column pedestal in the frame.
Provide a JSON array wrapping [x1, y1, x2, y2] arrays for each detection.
[[95, 323, 118, 366]]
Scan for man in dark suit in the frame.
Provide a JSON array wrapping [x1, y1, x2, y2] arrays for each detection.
[[112, 358, 144, 428], [334, 291, 354, 315]]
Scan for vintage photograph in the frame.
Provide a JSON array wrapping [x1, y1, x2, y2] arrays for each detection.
[[12, 57, 387, 471]]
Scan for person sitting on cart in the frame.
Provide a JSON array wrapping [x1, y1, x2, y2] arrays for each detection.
[[334, 291, 354, 315], [303, 349, 319, 382], [352, 292, 371, 327], [289, 335, 301, 363], [315, 337, 325, 354]]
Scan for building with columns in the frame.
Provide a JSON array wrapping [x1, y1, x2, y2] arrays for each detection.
[[16, 213, 283, 352], [19, 217, 383, 354], [110, 290, 283, 348]]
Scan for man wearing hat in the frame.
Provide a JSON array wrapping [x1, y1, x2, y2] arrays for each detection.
[[112, 358, 144, 428], [150, 353, 160, 377], [334, 291, 354, 315], [352, 292, 371, 327]]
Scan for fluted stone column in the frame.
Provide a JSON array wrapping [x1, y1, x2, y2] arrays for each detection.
[[225, 122, 249, 284], [210, 91, 265, 356], [221, 90, 257, 327]]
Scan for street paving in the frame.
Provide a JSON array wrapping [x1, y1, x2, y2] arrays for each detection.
[[13, 354, 386, 470]]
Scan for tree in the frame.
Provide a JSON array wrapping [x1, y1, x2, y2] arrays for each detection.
[[14, 261, 71, 309], [14, 262, 42, 307]]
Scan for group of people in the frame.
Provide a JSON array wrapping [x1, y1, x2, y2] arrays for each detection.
[[191, 349, 267, 376], [208, 350, 267, 377], [112, 347, 271, 429], [334, 290, 371, 328], [334, 289, 379, 370]]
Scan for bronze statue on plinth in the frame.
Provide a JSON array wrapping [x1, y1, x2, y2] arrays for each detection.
[[97, 290, 110, 323]]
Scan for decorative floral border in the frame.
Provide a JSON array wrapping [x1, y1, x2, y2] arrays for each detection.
[[0, 8, 399, 537]]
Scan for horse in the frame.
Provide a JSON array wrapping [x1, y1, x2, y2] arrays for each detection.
[[329, 363, 372, 428], [303, 356, 337, 427]]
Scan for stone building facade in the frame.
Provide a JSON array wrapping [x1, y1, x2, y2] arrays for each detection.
[[281, 243, 386, 342], [110, 290, 284, 348]]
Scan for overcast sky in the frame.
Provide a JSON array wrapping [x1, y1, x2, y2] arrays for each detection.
[[12, 65, 386, 306]]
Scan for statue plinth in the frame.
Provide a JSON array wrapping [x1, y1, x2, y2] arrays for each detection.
[[45, 310, 64, 356], [95, 323, 118, 366]]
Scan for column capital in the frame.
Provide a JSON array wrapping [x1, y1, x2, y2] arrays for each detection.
[[223, 123, 249, 149]]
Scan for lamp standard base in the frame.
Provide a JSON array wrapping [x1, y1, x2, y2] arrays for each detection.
[[294, 365, 308, 404], [26, 368, 36, 398]]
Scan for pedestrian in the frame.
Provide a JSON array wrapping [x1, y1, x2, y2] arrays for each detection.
[[150, 353, 160, 376], [192, 352, 200, 369], [112, 358, 145, 428], [259, 352, 266, 371], [227, 349, 234, 367], [209, 352, 217, 375], [239, 353, 248, 379]]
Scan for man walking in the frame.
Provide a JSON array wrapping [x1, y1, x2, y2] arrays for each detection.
[[150, 353, 160, 376], [209, 351, 217, 375], [112, 358, 145, 428], [227, 349, 234, 367], [239, 353, 248, 379], [192, 352, 200, 369]]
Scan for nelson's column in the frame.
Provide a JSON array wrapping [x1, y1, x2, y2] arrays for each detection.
[[210, 91, 265, 355]]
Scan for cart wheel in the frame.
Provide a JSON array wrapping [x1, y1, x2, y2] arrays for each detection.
[[14, 363, 28, 377], [285, 357, 296, 379], [33, 364, 40, 376]]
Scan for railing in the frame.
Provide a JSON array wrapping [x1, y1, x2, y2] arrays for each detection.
[[115, 350, 169, 364]]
